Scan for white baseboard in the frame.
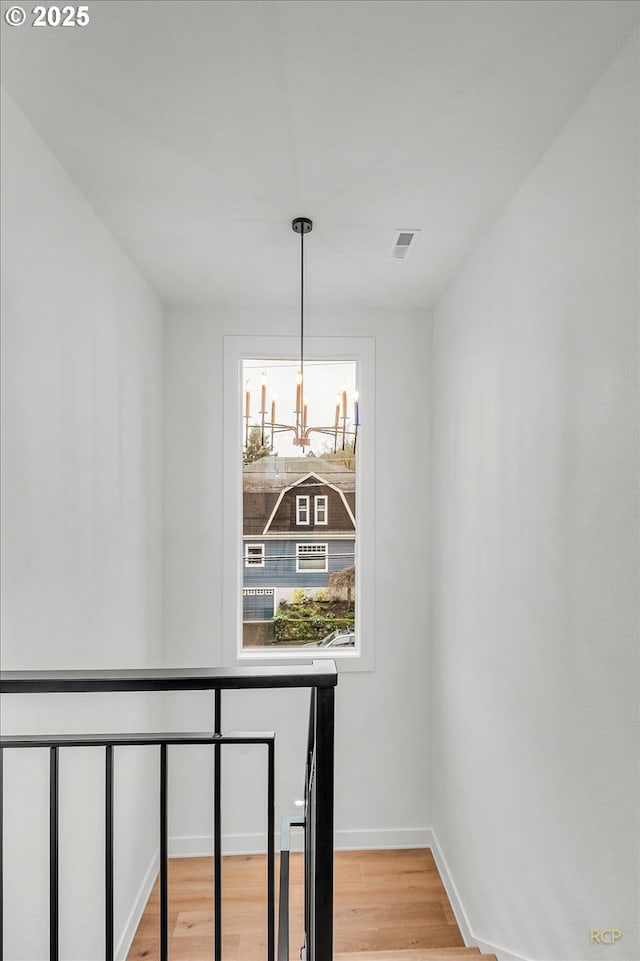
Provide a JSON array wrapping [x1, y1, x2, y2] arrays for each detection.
[[335, 826, 432, 850], [169, 826, 432, 858], [116, 847, 160, 961], [428, 828, 531, 961]]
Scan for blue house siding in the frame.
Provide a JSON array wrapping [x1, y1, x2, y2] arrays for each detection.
[[243, 538, 355, 590]]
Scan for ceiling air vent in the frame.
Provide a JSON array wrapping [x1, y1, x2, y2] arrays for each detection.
[[389, 229, 420, 261], [389, 230, 420, 260]]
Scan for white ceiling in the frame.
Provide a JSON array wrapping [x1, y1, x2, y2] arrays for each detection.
[[1, 0, 638, 310]]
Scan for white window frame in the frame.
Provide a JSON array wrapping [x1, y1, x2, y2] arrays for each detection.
[[314, 495, 328, 525], [296, 542, 328, 573], [223, 334, 376, 672], [245, 543, 265, 568], [296, 495, 310, 526]]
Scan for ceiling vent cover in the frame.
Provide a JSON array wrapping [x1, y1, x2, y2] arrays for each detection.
[[389, 229, 420, 260]]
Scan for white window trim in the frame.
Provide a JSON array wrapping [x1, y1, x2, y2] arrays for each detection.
[[245, 543, 265, 568], [296, 542, 328, 573], [314, 495, 328, 525], [296, 494, 310, 526], [223, 334, 376, 673]]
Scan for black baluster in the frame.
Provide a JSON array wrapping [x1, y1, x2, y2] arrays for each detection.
[[0, 746, 4, 959], [214, 690, 222, 961], [50, 746, 59, 961], [267, 740, 275, 961], [313, 687, 334, 961], [105, 745, 114, 961], [160, 743, 168, 961]]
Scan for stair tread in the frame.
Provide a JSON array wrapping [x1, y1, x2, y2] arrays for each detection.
[[334, 949, 488, 961]]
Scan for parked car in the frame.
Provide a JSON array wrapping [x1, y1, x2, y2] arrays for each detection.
[[305, 629, 355, 648]]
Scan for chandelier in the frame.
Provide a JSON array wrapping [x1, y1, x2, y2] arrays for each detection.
[[243, 217, 359, 456]]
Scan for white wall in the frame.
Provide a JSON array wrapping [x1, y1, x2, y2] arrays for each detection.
[[162, 305, 431, 854], [0, 89, 164, 960], [430, 33, 638, 961]]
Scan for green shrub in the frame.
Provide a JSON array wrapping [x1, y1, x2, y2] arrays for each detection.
[[272, 595, 354, 641], [273, 614, 354, 642]]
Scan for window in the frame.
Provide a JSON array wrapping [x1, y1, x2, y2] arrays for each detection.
[[245, 543, 265, 567], [296, 543, 328, 573], [314, 495, 328, 525], [296, 495, 310, 525], [224, 334, 375, 669]]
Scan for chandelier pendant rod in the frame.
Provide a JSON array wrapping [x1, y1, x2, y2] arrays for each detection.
[[300, 220, 304, 440], [292, 217, 313, 446]]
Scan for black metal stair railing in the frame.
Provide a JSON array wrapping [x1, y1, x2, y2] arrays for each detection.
[[0, 661, 336, 961]]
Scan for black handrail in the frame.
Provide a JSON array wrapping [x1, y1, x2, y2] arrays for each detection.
[[0, 660, 336, 961], [0, 661, 337, 694]]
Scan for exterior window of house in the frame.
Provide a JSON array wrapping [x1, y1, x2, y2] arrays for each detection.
[[296, 543, 328, 573], [230, 348, 368, 659], [314, 495, 328, 525], [296, 495, 310, 525], [245, 544, 265, 567]]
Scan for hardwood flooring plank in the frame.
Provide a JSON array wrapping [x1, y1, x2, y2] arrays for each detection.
[[173, 910, 214, 936], [335, 901, 448, 929]]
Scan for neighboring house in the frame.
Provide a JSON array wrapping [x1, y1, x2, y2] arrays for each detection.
[[243, 457, 355, 621]]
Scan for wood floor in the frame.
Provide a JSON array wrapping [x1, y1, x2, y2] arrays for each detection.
[[127, 848, 466, 961]]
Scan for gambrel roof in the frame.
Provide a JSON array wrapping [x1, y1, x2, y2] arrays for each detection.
[[243, 468, 355, 537]]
